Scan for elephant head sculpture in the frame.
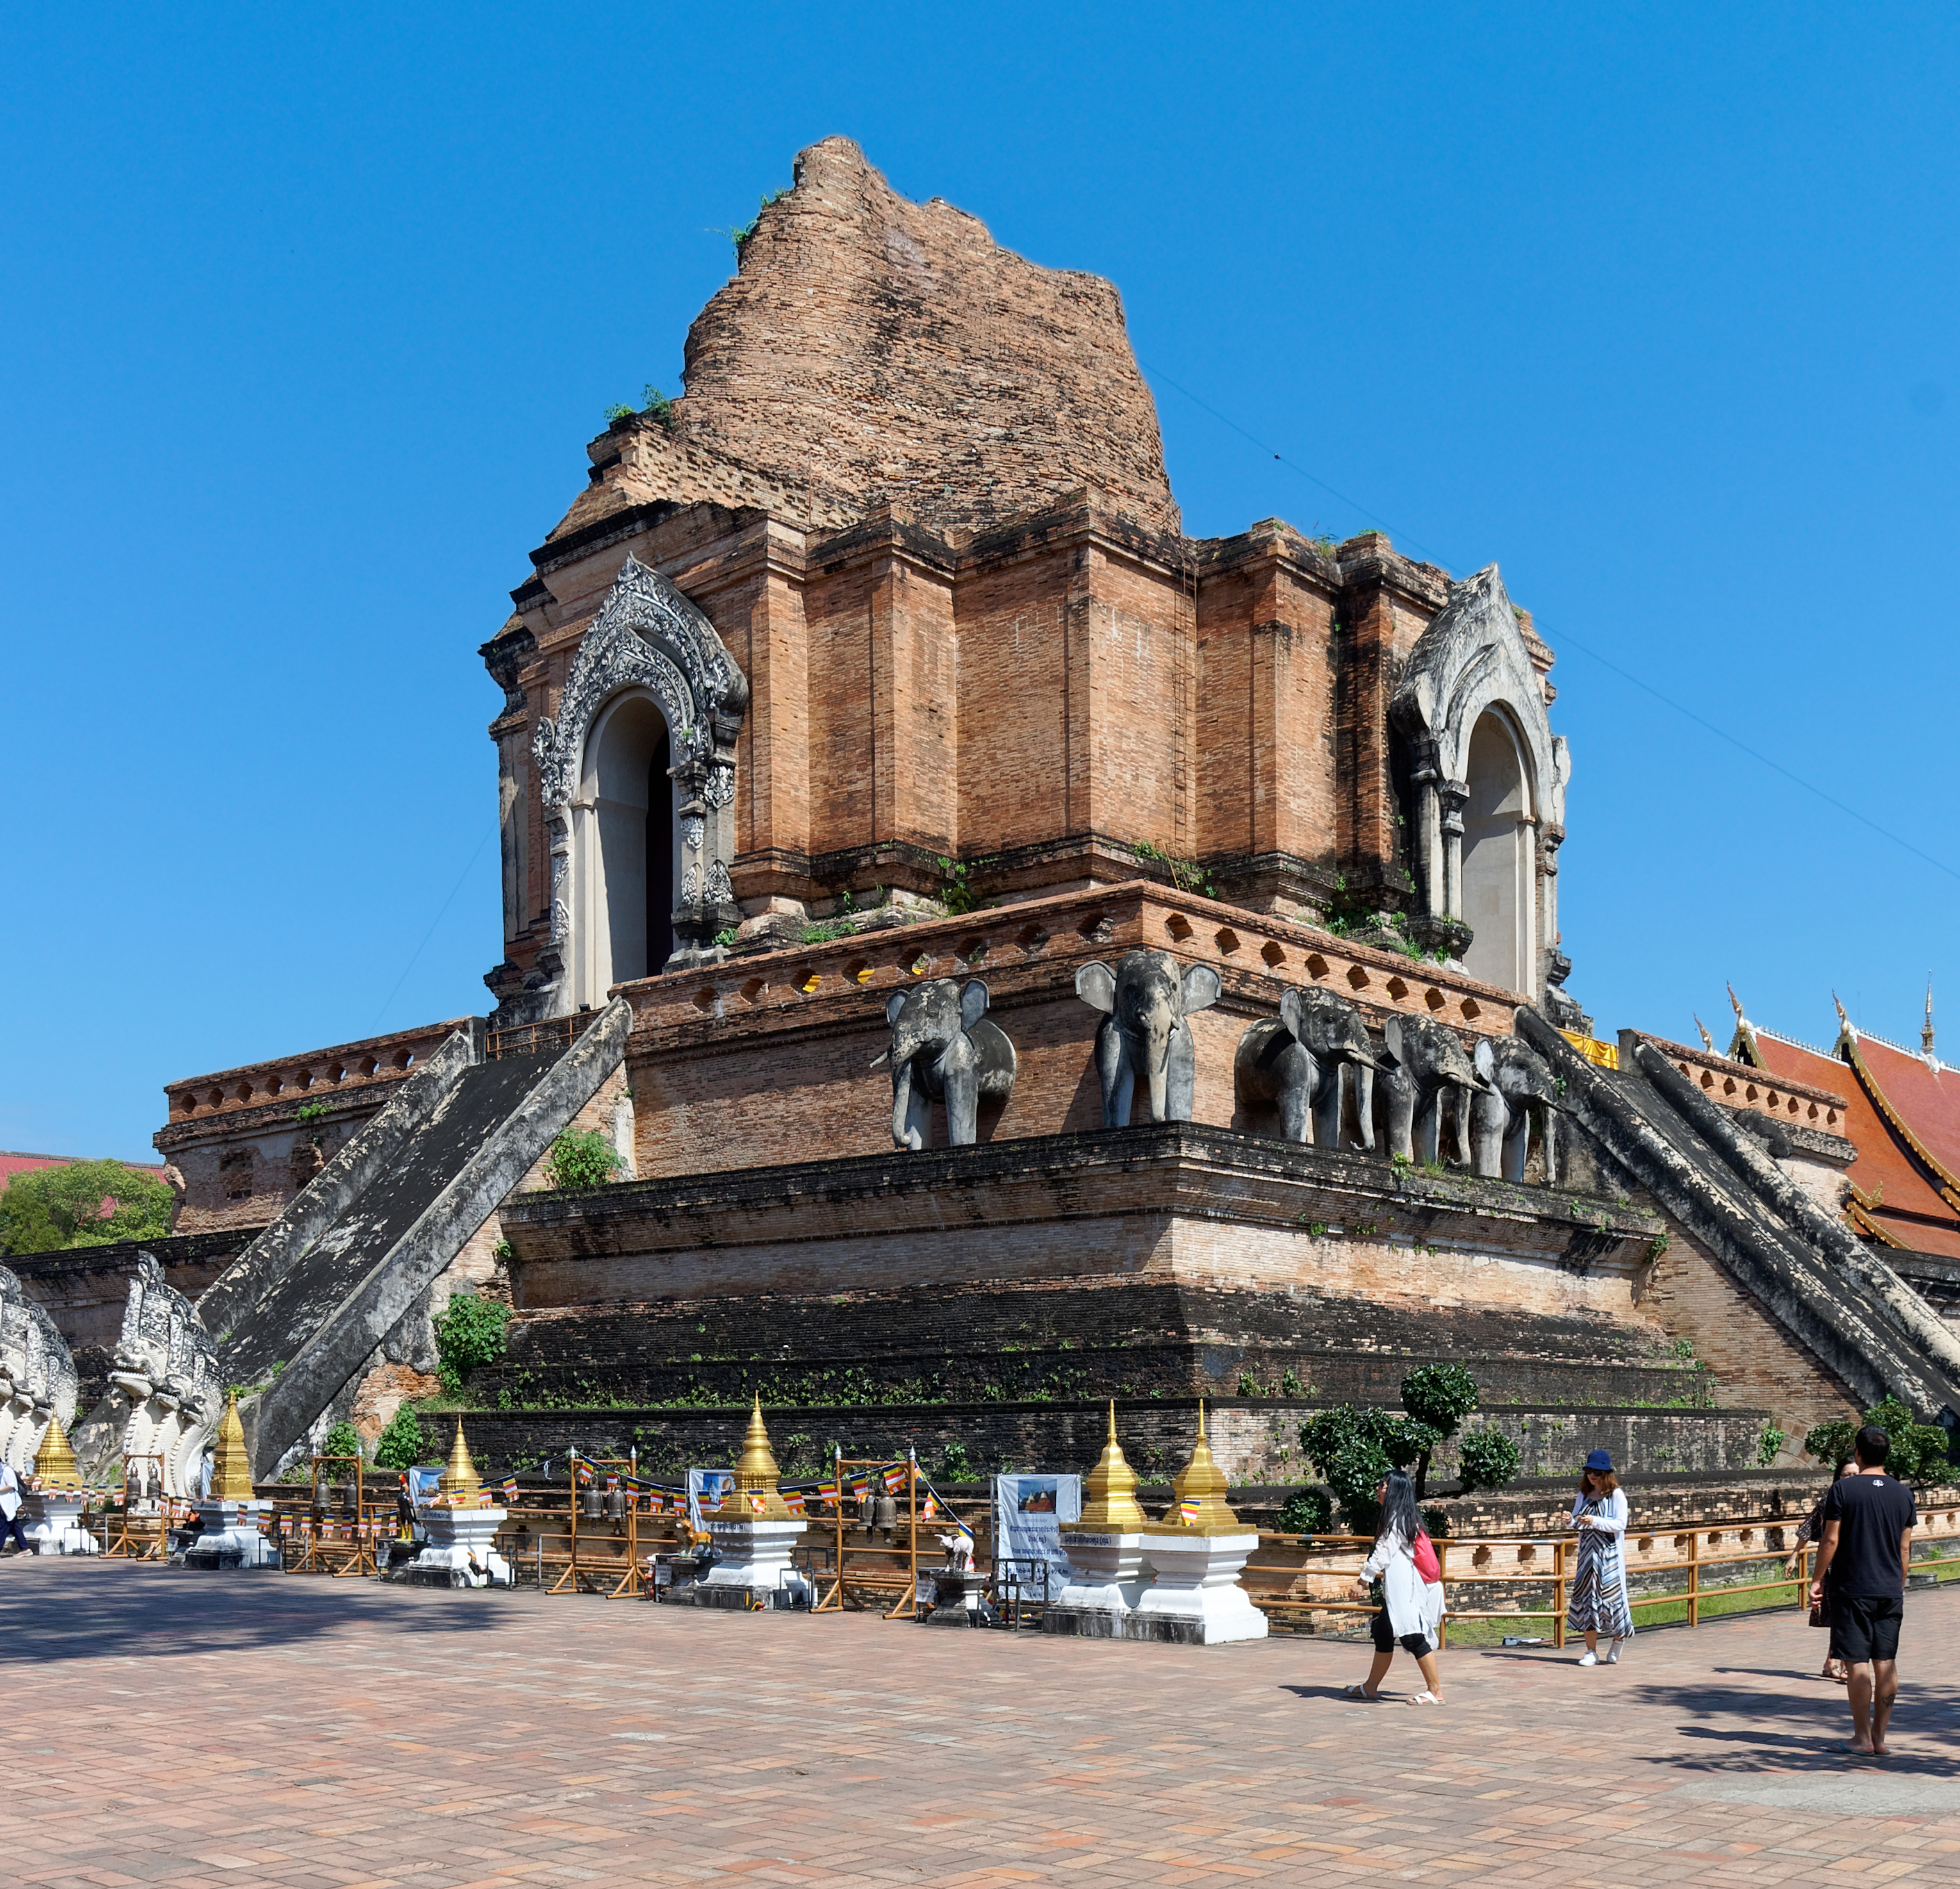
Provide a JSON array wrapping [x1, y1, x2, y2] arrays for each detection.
[[1470, 1034, 1561, 1183], [1235, 986, 1392, 1148], [1076, 949, 1223, 1126], [1381, 1014, 1492, 1166], [876, 977, 1016, 1150]]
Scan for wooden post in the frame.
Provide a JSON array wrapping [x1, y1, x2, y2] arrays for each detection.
[[1797, 1544, 1809, 1612], [1435, 1539, 1448, 1650], [814, 1446, 846, 1612], [548, 1455, 582, 1594], [1687, 1530, 1700, 1628], [1552, 1538, 1567, 1648], [884, 1454, 920, 1621]]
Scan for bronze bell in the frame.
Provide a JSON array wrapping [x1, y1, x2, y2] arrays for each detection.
[[605, 1487, 625, 1521], [872, 1490, 898, 1540]]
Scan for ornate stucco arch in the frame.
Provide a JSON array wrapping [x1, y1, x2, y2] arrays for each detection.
[[532, 557, 750, 1003], [1390, 564, 1570, 1000]]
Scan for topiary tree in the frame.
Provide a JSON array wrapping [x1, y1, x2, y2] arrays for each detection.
[[1277, 1487, 1334, 1535], [374, 1404, 431, 1471], [542, 1128, 623, 1192], [1806, 1396, 1953, 1485], [1400, 1363, 1481, 1497], [434, 1291, 511, 1395], [1456, 1426, 1523, 1493]]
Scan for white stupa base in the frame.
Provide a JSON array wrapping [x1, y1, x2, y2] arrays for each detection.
[[701, 1516, 807, 1600], [1044, 1530, 1150, 1636], [23, 1493, 97, 1556], [404, 1506, 511, 1587], [1129, 1530, 1268, 1644], [182, 1499, 275, 1569]]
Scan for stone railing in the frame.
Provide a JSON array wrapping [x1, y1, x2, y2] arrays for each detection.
[[1619, 1029, 1849, 1134]]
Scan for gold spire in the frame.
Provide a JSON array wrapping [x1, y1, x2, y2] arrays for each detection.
[[33, 1410, 79, 1487], [440, 1418, 482, 1502], [1924, 977, 1937, 1060], [1076, 1401, 1147, 1531], [1147, 1400, 1240, 1533], [211, 1390, 256, 1500], [727, 1394, 793, 1520]]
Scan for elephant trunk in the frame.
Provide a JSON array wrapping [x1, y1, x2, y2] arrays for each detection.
[[1353, 1062, 1376, 1151], [891, 1059, 916, 1151], [1144, 1017, 1174, 1123]]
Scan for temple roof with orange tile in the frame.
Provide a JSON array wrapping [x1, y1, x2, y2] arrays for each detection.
[[1744, 1021, 1960, 1261]]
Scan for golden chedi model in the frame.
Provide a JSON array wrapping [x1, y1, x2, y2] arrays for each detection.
[[181, 1390, 274, 1569], [698, 1395, 807, 1607], [1130, 1403, 1267, 1645], [1046, 1401, 1153, 1637], [404, 1418, 512, 1589], [20, 1409, 95, 1557]]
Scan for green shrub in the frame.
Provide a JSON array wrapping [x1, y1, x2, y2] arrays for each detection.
[[434, 1292, 511, 1394], [1457, 1427, 1523, 1491], [1277, 1487, 1334, 1535], [374, 1405, 431, 1471], [1806, 1397, 1952, 1484], [320, 1419, 364, 1464], [543, 1128, 622, 1192]]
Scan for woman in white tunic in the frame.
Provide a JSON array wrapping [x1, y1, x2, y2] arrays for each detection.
[[1567, 1448, 1634, 1663], [1344, 1471, 1446, 1704]]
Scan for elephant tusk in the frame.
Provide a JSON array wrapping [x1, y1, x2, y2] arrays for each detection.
[[868, 1049, 890, 1068]]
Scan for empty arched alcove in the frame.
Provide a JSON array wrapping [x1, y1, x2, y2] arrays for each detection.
[[582, 690, 680, 988], [1461, 709, 1531, 993]]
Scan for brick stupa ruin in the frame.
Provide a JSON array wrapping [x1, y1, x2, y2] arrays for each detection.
[[12, 138, 1956, 1514]]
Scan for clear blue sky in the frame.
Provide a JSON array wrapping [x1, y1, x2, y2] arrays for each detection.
[[4, 4, 1955, 1161]]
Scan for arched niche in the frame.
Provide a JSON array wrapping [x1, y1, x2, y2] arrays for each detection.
[[533, 556, 750, 1012], [578, 690, 679, 994], [1460, 709, 1533, 993]]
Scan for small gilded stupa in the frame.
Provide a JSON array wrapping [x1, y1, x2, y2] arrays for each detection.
[[727, 1394, 793, 1520], [211, 1390, 256, 1500], [439, 1418, 484, 1504], [33, 1410, 80, 1490], [1076, 1401, 1148, 1531], [1144, 1401, 1240, 1533]]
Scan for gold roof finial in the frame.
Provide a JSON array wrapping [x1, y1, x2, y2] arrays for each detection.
[[727, 1394, 792, 1520], [1148, 1400, 1240, 1533], [33, 1410, 79, 1488], [1923, 976, 1936, 1061], [440, 1418, 482, 1503], [1693, 1014, 1715, 1052], [211, 1390, 256, 1500], [1077, 1401, 1148, 1531]]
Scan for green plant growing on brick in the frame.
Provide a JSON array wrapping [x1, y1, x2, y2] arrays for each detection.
[[320, 1419, 365, 1464], [1237, 1372, 1263, 1397], [543, 1127, 622, 1192], [938, 856, 980, 915], [434, 1291, 512, 1394], [1755, 1423, 1787, 1467], [373, 1405, 431, 1471], [1280, 1367, 1305, 1398]]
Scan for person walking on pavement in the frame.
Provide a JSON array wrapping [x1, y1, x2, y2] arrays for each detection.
[[1808, 1424, 1916, 1757], [0, 1458, 30, 1555], [1786, 1457, 1856, 1683], [1567, 1449, 1635, 1664], [1344, 1469, 1447, 1704]]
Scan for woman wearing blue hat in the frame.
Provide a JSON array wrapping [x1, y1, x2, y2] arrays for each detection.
[[1567, 1449, 1634, 1663]]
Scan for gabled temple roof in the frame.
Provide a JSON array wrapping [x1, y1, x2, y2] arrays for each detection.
[[1739, 1007, 1960, 1261]]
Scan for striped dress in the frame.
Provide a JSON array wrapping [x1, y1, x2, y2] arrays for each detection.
[[1566, 1489, 1635, 1639]]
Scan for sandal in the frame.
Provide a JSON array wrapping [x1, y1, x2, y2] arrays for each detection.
[[1343, 1683, 1381, 1701]]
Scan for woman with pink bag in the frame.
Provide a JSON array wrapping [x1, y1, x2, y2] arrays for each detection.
[[1344, 1469, 1448, 1704]]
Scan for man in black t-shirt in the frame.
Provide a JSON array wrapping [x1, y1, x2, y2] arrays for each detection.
[[1808, 1424, 1918, 1756]]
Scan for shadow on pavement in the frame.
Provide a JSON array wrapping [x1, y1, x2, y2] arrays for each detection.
[[0, 1558, 502, 1663]]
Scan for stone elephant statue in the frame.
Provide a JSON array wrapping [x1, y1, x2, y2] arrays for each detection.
[[1381, 1014, 1493, 1166], [1076, 950, 1223, 1126], [1235, 986, 1392, 1148], [1470, 1035, 1561, 1183], [875, 977, 1016, 1150]]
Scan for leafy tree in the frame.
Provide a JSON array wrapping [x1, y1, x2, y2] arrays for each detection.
[[434, 1291, 511, 1394], [1399, 1363, 1481, 1497], [1805, 1396, 1952, 1484], [374, 1405, 431, 1471], [320, 1419, 365, 1464], [542, 1128, 622, 1192], [0, 1160, 173, 1255]]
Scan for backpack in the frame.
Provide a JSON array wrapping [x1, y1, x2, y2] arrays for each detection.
[[1411, 1528, 1442, 1583]]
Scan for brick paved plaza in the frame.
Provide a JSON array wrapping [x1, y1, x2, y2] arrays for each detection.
[[4, 1560, 1960, 1886]]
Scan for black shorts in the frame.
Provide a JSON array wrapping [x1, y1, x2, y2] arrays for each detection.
[[1829, 1593, 1905, 1664], [1370, 1607, 1432, 1658]]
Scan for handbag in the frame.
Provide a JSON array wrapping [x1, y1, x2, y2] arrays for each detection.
[[1809, 1598, 1828, 1628]]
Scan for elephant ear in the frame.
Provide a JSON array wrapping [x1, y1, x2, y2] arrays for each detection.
[[959, 979, 991, 1030], [1474, 1036, 1498, 1085], [1280, 986, 1307, 1043], [1382, 1014, 1407, 1068], [885, 991, 909, 1027], [1076, 962, 1117, 1014], [1180, 963, 1222, 1016]]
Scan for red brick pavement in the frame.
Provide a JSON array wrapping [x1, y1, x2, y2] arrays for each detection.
[[3, 1558, 1959, 1886]]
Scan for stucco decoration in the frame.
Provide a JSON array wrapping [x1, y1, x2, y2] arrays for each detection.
[[1390, 564, 1569, 999], [71, 1253, 222, 1497], [529, 556, 752, 992], [0, 1266, 79, 1472]]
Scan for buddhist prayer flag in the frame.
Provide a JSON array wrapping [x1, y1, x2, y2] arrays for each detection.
[[883, 1465, 906, 1494], [783, 1490, 806, 1515], [746, 1491, 767, 1514], [1178, 1500, 1200, 1524]]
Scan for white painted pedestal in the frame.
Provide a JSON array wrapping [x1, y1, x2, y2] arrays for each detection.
[[1044, 1530, 1149, 1637], [1130, 1530, 1269, 1644], [183, 1499, 275, 1569], [702, 1517, 807, 1603], [407, 1506, 511, 1587], [23, 1492, 97, 1556]]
